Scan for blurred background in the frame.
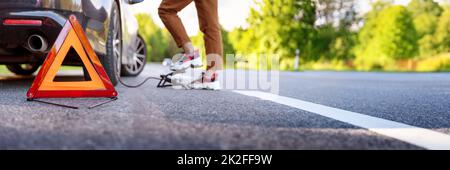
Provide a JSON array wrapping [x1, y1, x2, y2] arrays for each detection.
[[132, 0, 450, 72]]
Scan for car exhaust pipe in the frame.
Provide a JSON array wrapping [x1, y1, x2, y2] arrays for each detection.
[[27, 34, 48, 52]]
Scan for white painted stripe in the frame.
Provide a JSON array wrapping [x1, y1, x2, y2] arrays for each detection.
[[234, 90, 450, 150]]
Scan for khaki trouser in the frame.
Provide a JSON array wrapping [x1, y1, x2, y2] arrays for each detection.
[[158, 0, 223, 70]]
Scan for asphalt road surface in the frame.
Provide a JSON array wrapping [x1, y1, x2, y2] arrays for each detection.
[[0, 63, 449, 150]]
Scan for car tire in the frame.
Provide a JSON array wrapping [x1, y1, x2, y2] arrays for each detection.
[[102, 1, 121, 86], [6, 64, 40, 76], [121, 35, 147, 77]]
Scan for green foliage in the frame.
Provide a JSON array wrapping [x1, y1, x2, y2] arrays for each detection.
[[435, 6, 450, 54], [133, 0, 449, 72], [311, 25, 335, 60], [330, 31, 357, 61], [357, 1, 391, 45], [221, 28, 236, 56], [303, 0, 359, 68], [377, 6, 418, 59], [228, 0, 316, 70], [190, 27, 235, 69], [137, 13, 235, 64], [314, 24, 357, 61], [135, 14, 168, 62], [408, 0, 443, 36], [416, 53, 450, 71], [355, 5, 418, 70], [229, 27, 258, 55], [407, 0, 443, 56], [162, 29, 182, 58], [190, 30, 206, 68], [418, 34, 439, 57], [135, 13, 181, 62], [191, 27, 235, 56]]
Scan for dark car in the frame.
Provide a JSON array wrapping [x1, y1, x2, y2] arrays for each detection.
[[0, 0, 147, 85]]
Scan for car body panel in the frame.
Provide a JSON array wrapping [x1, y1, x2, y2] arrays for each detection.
[[0, 0, 140, 66], [118, 0, 139, 65]]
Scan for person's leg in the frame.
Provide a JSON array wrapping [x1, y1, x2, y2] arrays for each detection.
[[158, 0, 194, 54], [194, 0, 223, 72]]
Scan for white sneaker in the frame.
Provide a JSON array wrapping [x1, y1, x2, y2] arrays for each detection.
[[189, 72, 222, 90], [170, 50, 203, 71], [169, 73, 197, 89]]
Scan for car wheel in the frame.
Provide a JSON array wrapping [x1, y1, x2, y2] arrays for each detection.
[[102, 1, 121, 86], [121, 35, 147, 76], [6, 64, 40, 76]]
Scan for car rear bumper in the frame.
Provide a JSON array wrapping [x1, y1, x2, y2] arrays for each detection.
[[0, 8, 85, 64], [0, 0, 111, 65]]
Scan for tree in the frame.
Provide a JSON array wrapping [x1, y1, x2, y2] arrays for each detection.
[[191, 27, 235, 67], [435, 6, 450, 53], [354, 1, 391, 70], [355, 1, 391, 53], [377, 6, 418, 59], [229, 27, 259, 55], [313, 0, 358, 61], [355, 5, 418, 70], [220, 28, 236, 57], [407, 0, 443, 56], [162, 29, 180, 59], [135, 14, 169, 62], [407, 0, 443, 37], [315, 0, 358, 28], [229, 0, 317, 70]]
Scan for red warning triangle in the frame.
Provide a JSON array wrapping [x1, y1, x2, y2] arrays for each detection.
[[27, 15, 117, 99]]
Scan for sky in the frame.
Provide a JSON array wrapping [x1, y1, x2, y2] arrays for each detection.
[[131, 0, 448, 36]]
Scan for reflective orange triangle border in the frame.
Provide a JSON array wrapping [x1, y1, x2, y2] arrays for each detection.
[[27, 15, 117, 99]]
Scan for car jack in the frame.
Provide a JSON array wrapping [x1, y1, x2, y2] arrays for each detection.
[[157, 71, 194, 90], [157, 72, 174, 88]]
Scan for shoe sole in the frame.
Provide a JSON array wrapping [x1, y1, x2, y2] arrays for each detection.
[[171, 57, 203, 71], [190, 81, 221, 90]]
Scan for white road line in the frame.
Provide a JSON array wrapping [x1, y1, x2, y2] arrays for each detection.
[[233, 90, 450, 150]]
